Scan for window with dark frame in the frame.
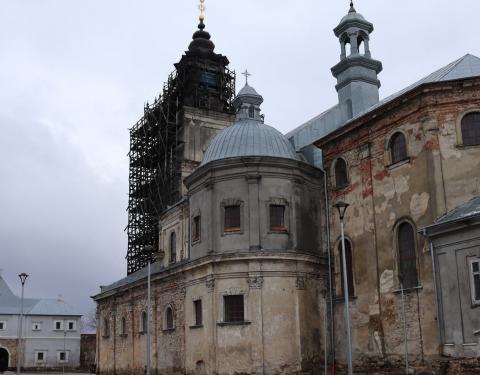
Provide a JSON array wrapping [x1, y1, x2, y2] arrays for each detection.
[[398, 222, 419, 289], [461, 112, 480, 146], [170, 231, 176, 263], [166, 307, 174, 330], [224, 205, 241, 232], [68, 321, 74, 330], [141, 311, 147, 332], [55, 321, 62, 330], [36, 352, 44, 361], [59, 352, 66, 362], [224, 295, 244, 323], [470, 259, 480, 304], [193, 216, 201, 242], [339, 240, 355, 297], [194, 300, 202, 326], [270, 205, 286, 231], [248, 106, 255, 118], [390, 132, 408, 164], [0, 322, 5, 330], [335, 158, 349, 188]]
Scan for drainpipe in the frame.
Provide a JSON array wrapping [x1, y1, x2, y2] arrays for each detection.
[[421, 230, 443, 351]]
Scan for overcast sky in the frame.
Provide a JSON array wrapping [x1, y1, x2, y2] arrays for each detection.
[[0, 0, 478, 317]]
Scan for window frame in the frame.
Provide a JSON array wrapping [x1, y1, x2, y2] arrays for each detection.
[[57, 350, 69, 364], [0, 321, 6, 331], [35, 351, 47, 363], [32, 322, 42, 331], [469, 257, 480, 306], [192, 215, 201, 243], [333, 157, 349, 189], [389, 132, 409, 165], [66, 320, 76, 331], [338, 238, 355, 298], [395, 220, 419, 290], [164, 306, 175, 331], [460, 111, 480, 147], [221, 199, 244, 235], [269, 204, 286, 232], [193, 300, 203, 326], [140, 311, 147, 333], [103, 317, 110, 338], [223, 295, 245, 323], [54, 320, 63, 331], [169, 231, 177, 264]]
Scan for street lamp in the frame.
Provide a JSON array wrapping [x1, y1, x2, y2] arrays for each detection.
[[334, 202, 353, 375], [17, 273, 29, 375]]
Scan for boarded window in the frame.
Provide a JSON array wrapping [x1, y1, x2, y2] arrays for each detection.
[[270, 205, 286, 231], [461, 112, 480, 146], [339, 240, 354, 297], [470, 259, 480, 304], [170, 232, 176, 263], [166, 307, 174, 330], [193, 216, 201, 242], [194, 300, 202, 326], [224, 295, 244, 323], [390, 132, 408, 164], [398, 222, 418, 289], [224, 205, 241, 232], [335, 158, 348, 188]]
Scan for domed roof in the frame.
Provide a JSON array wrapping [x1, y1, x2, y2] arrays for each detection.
[[335, 1, 373, 35], [188, 20, 215, 54], [201, 83, 300, 165], [202, 119, 300, 165]]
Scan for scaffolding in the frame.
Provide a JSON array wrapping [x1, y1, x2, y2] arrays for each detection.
[[126, 57, 235, 275]]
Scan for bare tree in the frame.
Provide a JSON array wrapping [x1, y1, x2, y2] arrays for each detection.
[[81, 307, 97, 333]]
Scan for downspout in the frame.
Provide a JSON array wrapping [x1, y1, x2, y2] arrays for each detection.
[[421, 230, 443, 351], [322, 166, 335, 371]]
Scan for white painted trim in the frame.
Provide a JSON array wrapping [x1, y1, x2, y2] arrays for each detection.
[[0, 320, 6, 330], [469, 257, 480, 306]]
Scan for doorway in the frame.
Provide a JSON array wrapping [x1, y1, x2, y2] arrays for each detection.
[[0, 347, 9, 372]]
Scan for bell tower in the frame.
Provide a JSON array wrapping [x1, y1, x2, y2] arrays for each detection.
[[331, 1, 383, 118]]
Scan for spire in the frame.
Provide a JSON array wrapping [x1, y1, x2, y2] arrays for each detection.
[[349, 1, 356, 13], [233, 74, 264, 122], [188, 0, 215, 54]]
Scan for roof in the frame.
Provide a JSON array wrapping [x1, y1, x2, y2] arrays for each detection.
[[0, 276, 82, 316], [287, 54, 480, 151], [435, 197, 480, 226], [201, 119, 301, 165]]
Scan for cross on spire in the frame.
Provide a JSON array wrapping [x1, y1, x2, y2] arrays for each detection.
[[198, 0, 206, 21], [242, 69, 252, 85]]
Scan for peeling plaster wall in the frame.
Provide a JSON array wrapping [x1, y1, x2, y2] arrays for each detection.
[[321, 78, 480, 370]]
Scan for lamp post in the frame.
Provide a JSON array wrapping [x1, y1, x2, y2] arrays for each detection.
[[334, 202, 353, 375], [17, 273, 29, 375]]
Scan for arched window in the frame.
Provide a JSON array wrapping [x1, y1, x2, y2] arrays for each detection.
[[339, 240, 354, 297], [165, 307, 174, 330], [335, 158, 348, 188], [141, 311, 147, 333], [397, 222, 418, 289], [390, 132, 408, 164], [461, 112, 480, 146], [121, 317, 127, 336], [170, 232, 176, 264], [248, 106, 255, 118]]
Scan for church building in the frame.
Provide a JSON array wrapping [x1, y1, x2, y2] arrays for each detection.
[[93, 2, 480, 374]]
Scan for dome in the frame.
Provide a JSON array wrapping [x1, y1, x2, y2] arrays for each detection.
[[188, 20, 215, 54], [201, 82, 299, 165], [201, 119, 300, 165]]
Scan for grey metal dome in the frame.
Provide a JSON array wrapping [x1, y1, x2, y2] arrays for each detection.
[[201, 82, 299, 165]]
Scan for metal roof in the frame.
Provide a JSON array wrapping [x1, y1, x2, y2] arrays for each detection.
[[287, 54, 480, 150], [434, 197, 480, 226], [201, 119, 301, 165], [0, 276, 82, 316]]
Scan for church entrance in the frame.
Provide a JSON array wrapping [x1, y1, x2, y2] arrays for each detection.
[[0, 348, 9, 373]]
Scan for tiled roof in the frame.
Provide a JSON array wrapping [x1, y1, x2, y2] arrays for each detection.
[[0, 276, 82, 316]]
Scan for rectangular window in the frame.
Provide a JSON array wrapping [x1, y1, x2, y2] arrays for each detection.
[[470, 258, 480, 305], [32, 322, 42, 331], [270, 205, 286, 231], [194, 300, 202, 326], [54, 321, 63, 330], [224, 295, 244, 323], [67, 321, 76, 331], [57, 351, 68, 363], [0, 321, 5, 330], [224, 205, 241, 232], [193, 216, 201, 242], [35, 351, 46, 362]]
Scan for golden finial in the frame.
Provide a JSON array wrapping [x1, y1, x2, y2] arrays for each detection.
[[198, 0, 206, 22]]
